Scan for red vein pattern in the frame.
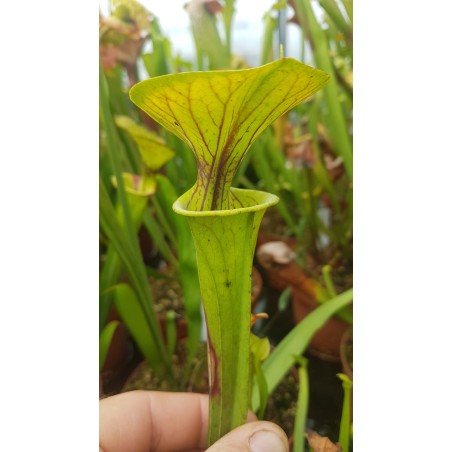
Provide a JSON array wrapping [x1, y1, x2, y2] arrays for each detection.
[[130, 58, 330, 212]]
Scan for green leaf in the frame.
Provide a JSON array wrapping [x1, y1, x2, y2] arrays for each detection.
[[252, 288, 353, 411], [319, 0, 352, 41], [100, 173, 152, 330], [114, 115, 175, 171], [155, 174, 203, 364], [165, 310, 177, 357], [111, 172, 156, 196], [99, 178, 172, 378], [222, 0, 236, 55], [260, 12, 278, 65], [113, 283, 161, 368], [278, 286, 292, 312], [250, 333, 271, 420], [130, 58, 329, 211], [250, 333, 271, 362], [141, 208, 178, 268], [142, 17, 172, 77], [252, 355, 269, 420], [99, 320, 120, 371], [100, 65, 137, 246]]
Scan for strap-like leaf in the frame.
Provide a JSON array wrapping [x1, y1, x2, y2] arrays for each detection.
[[99, 320, 120, 371], [252, 289, 353, 411]]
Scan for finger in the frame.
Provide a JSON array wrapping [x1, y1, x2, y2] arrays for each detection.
[[99, 391, 209, 452], [99, 390, 258, 452], [206, 421, 289, 452]]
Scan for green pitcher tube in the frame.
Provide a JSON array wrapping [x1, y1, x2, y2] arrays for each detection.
[[174, 187, 279, 444]]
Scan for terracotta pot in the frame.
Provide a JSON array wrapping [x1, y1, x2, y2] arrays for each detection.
[[256, 241, 350, 362]]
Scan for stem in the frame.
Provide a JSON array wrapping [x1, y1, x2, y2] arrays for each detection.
[[338, 373, 353, 451], [322, 264, 337, 299], [293, 357, 309, 452]]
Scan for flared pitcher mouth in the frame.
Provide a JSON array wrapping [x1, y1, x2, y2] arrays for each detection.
[[173, 188, 279, 217]]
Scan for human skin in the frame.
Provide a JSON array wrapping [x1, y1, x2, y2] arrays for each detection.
[[99, 391, 289, 452]]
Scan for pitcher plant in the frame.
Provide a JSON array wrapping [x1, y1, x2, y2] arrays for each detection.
[[130, 57, 329, 444]]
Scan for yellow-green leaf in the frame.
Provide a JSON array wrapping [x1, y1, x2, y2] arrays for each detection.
[[111, 172, 156, 196], [250, 333, 271, 362], [130, 58, 330, 211], [114, 115, 175, 171], [99, 320, 120, 371]]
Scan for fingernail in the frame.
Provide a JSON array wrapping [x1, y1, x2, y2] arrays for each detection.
[[249, 429, 287, 452]]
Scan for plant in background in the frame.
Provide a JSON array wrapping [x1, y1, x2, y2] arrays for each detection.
[[337, 373, 353, 452], [100, 63, 206, 383], [100, 115, 175, 325], [130, 57, 330, 444], [230, 0, 354, 363], [287, 0, 353, 268], [99, 0, 206, 384], [251, 288, 353, 450], [100, 63, 173, 379]]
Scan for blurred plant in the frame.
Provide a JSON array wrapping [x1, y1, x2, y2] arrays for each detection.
[[99, 0, 150, 84], [185, 0, 251, 70], [99, 0, 206, 381], [290, 0, 352, 261], [233, 0, 353, 321], [99, 320, 120, 371], [100, 114, 177, 325], [185, 0, 230, 70]]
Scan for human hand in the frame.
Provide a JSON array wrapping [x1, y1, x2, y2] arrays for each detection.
[[99, 390, 289, 452]]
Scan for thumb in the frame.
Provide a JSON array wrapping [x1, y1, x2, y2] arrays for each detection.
[[206, 421, 289, 452]]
